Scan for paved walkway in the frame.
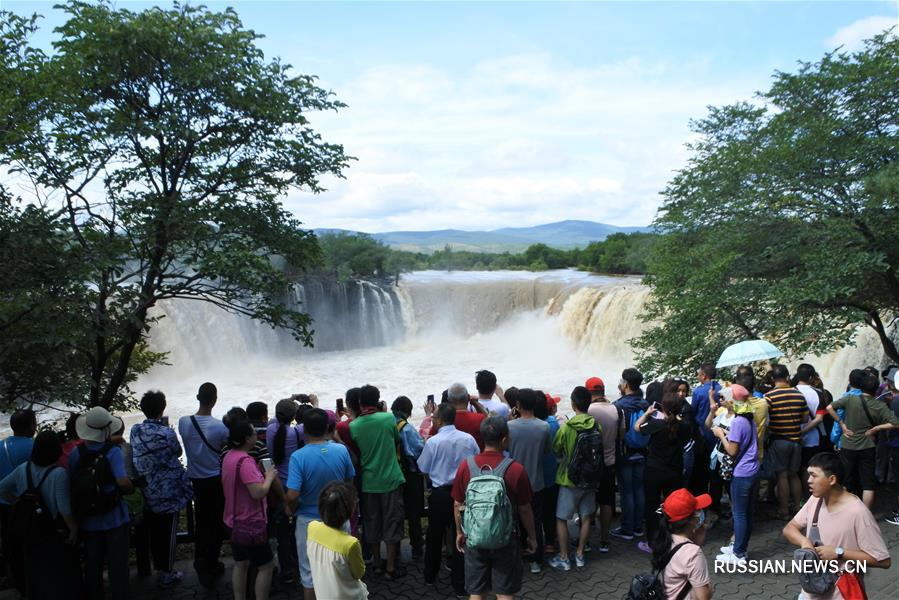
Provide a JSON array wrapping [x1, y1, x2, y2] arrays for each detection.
[[122, 502, 899, 600]]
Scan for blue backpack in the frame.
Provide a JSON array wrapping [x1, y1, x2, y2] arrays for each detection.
[[623, 408, 650, 450], [829, 408, 845, 448]]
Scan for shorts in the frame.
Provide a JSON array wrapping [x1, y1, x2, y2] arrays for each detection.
[[840, 447, 876, 491], [362, 487, 405, 544], [769, 439, 801, 474], [232, 542, 273, 567], [464, 535, 523, 595], [556, 485, 597, 521], [596, 464, 616, 507]]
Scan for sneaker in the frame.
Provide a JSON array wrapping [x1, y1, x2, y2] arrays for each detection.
[[574, 554, 586, 568], [529, 561, 542, 574], [719, 545, 734, 555], [157, 571, 184, 588], [548, 555, 571, 572], [886, 511, 899, 526], [637, 541, 652, 554], [715, 553, 747, 566], [570, 540, 592, 553], [633, 528, 645, 538], [610, 527, 634, 540], [598, 541, 610, 553]]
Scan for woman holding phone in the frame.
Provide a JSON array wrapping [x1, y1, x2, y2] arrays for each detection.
[[267, 399, 304, 583], [223, 420, 278, 600], [634, 393, 693, 552], [419, 394, 437, 441]]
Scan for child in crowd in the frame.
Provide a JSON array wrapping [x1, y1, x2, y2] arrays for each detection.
[[307, 481, 368, 599]]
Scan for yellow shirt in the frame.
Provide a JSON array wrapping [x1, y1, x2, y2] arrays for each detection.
[[306, 520, 368, 600]]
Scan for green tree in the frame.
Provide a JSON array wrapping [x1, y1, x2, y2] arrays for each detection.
[[317, 232, 392, 280], [0, 2, 350, 409], [636, 31, 899, 376], [523, 243, 571, 269]]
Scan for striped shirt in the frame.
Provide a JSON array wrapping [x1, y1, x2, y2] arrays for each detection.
[[765, 386, 809, 443]]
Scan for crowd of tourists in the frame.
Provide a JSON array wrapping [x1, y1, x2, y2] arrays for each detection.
[[0, 363, 897, 600]]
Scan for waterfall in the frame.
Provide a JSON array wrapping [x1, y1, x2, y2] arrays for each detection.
[[148, 277, 409, 370], [146, 270, 893, 397], [554, 285, 653, 362]]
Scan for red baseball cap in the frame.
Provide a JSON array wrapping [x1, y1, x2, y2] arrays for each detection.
[[662, 488, 712, 522], [544, 393, 561, 406], [585, 377, 605, 393]]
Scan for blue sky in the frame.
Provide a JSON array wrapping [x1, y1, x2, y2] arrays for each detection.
[[6, 1, 898, 231]]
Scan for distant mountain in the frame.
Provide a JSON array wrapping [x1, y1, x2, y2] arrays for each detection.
[[315, 220, 650, 253]]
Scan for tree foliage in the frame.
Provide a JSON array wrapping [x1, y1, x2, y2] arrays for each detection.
[[314, 231, 656, 279], [317, 232, 391, 281], [0, 2, 350, 410], [580, 232, 656, 275], [635, 30, 899, 377]]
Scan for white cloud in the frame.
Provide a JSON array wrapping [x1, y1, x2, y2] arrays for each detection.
[[291, 53, 765, 232], [826, 15, 897, 53]]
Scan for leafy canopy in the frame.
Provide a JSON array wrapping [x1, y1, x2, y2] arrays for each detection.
[[0, 1, 350, 409], [635, 30, 899, 377]]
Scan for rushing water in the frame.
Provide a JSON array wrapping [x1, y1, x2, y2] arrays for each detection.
[[134, 269, 889, 428], [140, 270, 646, 424]]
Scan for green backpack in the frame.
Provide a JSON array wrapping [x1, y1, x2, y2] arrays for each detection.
[[462, 456, 514, 550]]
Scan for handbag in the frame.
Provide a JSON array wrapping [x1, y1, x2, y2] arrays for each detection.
[[795, 498, 839, 595], [228, 456, 268, 547], [836, 571, 867, 600]]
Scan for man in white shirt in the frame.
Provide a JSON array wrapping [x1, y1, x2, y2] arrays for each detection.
[[475, 369, 510, 418], [417, 401, 479, 595], [795, 363, 823, 474], [177, 382, 229, 588]]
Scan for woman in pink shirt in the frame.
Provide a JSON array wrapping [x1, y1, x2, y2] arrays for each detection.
[[652, 488, 713, 599], [222, 421, 278, 600]]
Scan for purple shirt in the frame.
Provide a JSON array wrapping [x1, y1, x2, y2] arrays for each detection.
[[265, 420, 305, 483], [727, 416, 759, 478]]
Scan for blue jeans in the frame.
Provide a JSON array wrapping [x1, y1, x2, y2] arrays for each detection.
[[730, 473, 759, 558], [682, 445, 695, 486], [617, 458, 645, 534]]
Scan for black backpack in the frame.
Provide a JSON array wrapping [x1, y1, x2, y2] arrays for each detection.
[[567, 425, 604, 488], [70, 444, 120, 517], [9, 462, 60, 539], [625, 541, 693, 600]]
